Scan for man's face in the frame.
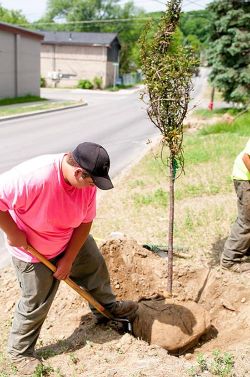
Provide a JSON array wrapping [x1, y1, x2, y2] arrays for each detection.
[[80, 171, 95, 188]]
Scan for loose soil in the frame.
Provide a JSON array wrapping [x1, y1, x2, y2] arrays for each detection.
[[0, 238, 249, 376]]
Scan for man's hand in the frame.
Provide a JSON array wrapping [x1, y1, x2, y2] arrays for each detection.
[[243, 153, 250, 172], [7, 228, 28, 248], [53, 222, 93, 280], [53, 256, 73, 280]]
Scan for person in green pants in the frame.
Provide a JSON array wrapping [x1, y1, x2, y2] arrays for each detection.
[[221, 138, 250, 272]]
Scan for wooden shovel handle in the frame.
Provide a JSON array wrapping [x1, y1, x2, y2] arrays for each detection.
[[26, 244, 113, 320]]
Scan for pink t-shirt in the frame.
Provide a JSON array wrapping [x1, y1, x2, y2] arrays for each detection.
[[0, 153, 96, 262]]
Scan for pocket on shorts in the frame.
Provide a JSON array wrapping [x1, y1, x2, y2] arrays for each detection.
[[13, 258, 34, 274]]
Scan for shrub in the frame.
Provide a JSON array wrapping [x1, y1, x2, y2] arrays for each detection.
[[40, 77, 46, 88], [77, 79, 94, 90], [93, 76, 103, 89]]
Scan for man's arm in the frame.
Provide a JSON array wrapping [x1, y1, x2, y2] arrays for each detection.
[[53, 221, 92, 280], [242, 153, 250, 172], [0, 210, 27, 248]]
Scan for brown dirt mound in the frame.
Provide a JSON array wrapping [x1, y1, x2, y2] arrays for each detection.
[[100, 238, 250, 353], [100, 238, 168, 300]]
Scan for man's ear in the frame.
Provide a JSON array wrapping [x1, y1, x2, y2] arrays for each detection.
[[74, 168, 83, 179]]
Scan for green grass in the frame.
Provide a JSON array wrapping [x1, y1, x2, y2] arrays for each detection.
[[0, 95, 46, 106], [199, 111, 250, 136], [33, 363, 54, 376], [130, 132, 245, 203], [194, 107, 241, 119], [133, 188, 167, 207], [0, 101, 80, 117], [188, 350, 234, 377]]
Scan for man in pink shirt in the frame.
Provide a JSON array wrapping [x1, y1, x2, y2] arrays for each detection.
[[0, 142, 138, 375]]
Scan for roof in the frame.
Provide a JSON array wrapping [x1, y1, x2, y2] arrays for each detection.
[[41, 31, 120, 48], [0, 22, 44, 40]]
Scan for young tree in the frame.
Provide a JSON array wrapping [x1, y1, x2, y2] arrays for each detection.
[[207, 0, 250, 105], [140, 0, 197, 294]]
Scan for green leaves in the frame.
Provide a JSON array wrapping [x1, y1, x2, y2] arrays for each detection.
[[0, 5, 28, 24], [207, 0, 250, 105]]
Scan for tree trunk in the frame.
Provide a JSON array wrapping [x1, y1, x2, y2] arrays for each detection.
[[167, 154, 175, 294]]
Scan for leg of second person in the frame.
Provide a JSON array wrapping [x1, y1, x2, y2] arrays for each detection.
[[222, 181, 250, 266]]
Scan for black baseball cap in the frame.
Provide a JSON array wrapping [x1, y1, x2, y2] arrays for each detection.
[[72, 142, 114, 190]]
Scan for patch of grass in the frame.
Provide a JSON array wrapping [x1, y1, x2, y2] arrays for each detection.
[[210, 349, 234, 376], [0, 95, 46, 106], [133, 188, 167, 208], [199, 111, 250, 136], [0, 101, 80, 117], [183, 133, 246, 165], [129, 179, 146, 188], [33, 363, 54, 377], [194, 108, 241, 119], [188, 350, 234, 377]]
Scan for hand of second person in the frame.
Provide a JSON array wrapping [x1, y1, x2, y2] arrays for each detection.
[[53, 257, 73, 280]]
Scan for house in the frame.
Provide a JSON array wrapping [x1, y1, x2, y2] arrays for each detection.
[[40, 31, 121, 88], [0, 22, 43, 98]]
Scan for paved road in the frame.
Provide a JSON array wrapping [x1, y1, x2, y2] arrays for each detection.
[[0, 69, 209, 267]]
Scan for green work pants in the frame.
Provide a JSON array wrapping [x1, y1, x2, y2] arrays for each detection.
[[7, 235, 115, 358], [221, 180, 250, 266]]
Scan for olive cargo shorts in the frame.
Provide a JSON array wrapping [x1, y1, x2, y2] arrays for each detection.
[[8, 235, 115, 358]]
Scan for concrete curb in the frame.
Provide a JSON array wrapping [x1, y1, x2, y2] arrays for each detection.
[[0, 102, 87, 122], [41, 86, 143, 97]]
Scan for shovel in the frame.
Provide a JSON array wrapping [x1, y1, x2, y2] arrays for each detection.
[[26, 244, 132, 332]]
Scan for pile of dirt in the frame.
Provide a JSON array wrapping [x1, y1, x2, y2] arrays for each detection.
[[100, 238, 250, 353], [0, 238, 249, 376], [100, 238, 169, 300]]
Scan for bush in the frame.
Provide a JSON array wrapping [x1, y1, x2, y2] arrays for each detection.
[[40, 77, 46, 88], [93, 76, 103, 89], [77, 79, 94, 90]]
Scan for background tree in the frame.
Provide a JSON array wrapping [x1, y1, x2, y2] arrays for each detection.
[[207, 0, 250, 105], [140, 0, 197, 294], [0, 4, 28, 24], [180, 10, 211, 46]]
